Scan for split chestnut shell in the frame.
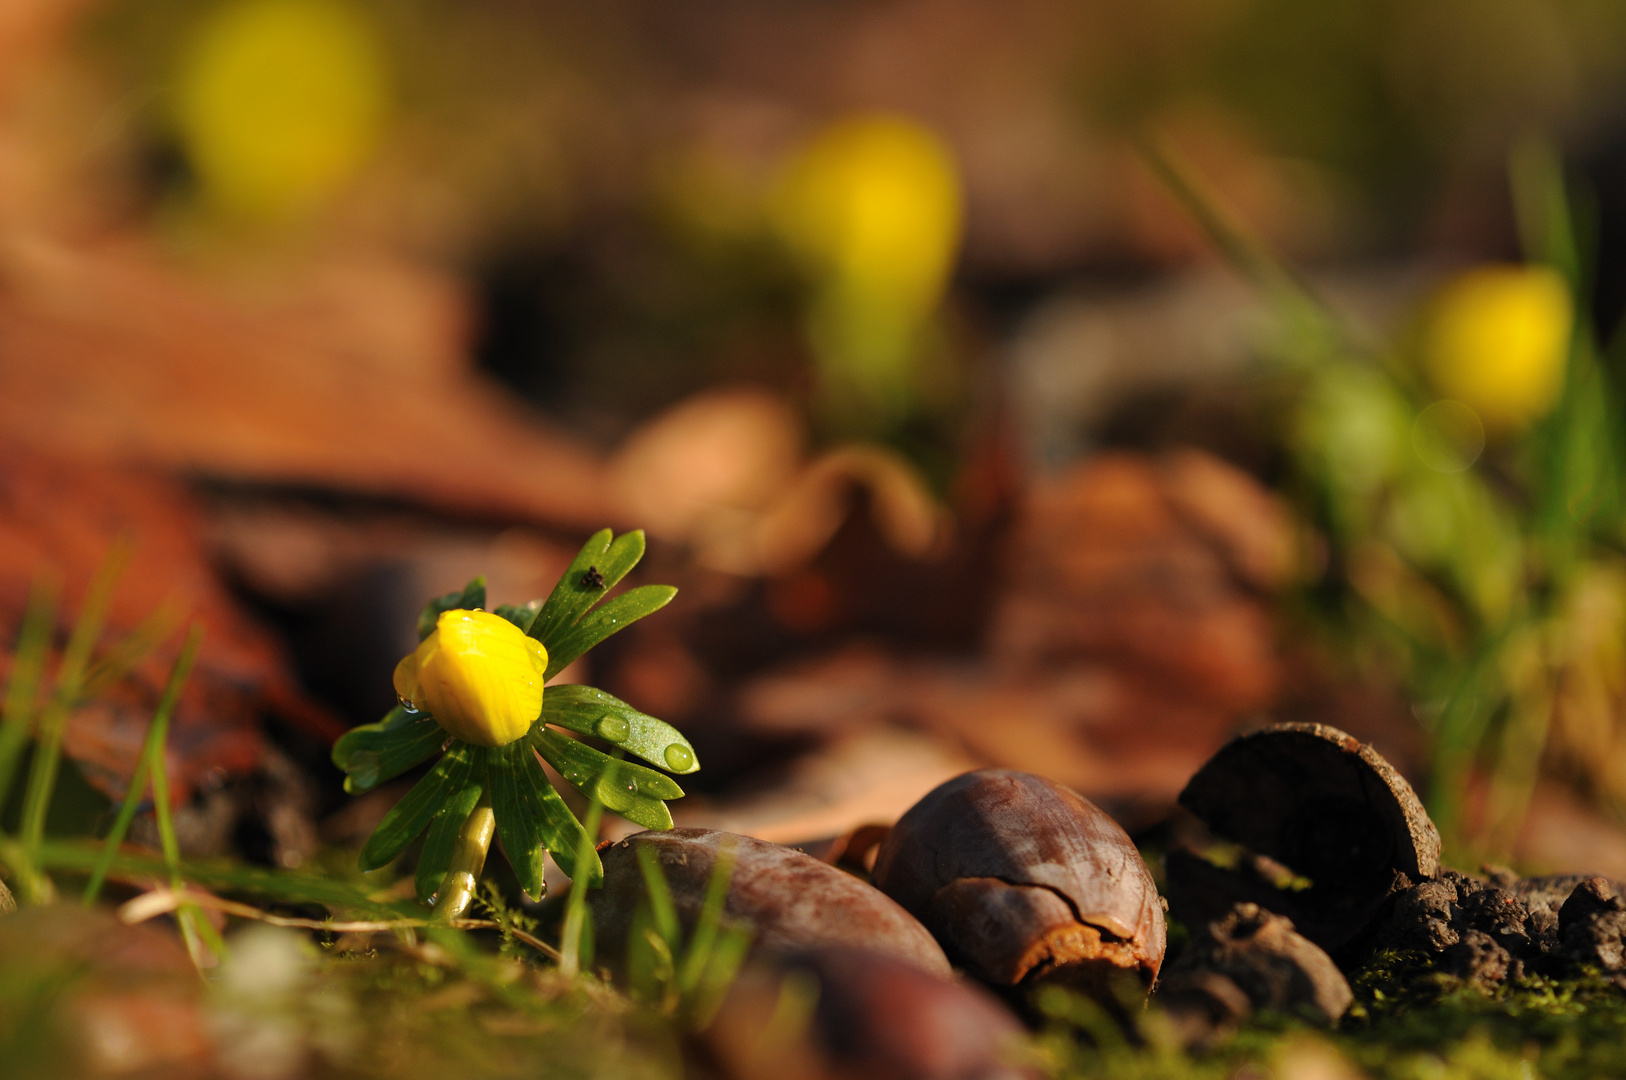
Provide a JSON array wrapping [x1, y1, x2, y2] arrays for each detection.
[[871, 769, 1166, 996]]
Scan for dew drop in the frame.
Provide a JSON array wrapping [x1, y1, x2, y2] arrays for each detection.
[[597, 715, 630, 743], [664, 743, 694, 771]]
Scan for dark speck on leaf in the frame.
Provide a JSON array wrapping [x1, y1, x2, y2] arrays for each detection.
[[581, 566, 605, 589]]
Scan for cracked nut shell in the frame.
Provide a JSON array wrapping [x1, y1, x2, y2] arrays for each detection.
[[1167, 722, 1439, 956], [588, 828, 951, 977], [870, 769, 1166, 998]]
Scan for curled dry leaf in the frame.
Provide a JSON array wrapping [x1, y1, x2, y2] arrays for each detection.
[[700, 945, 1037, 1080], [588, 828, 951, 977], [871, 769, 1165, 1000], [1166, 722, 1440, 956]]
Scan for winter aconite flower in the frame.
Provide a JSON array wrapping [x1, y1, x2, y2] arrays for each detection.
[[332, 529, 697, 919], [1422, 265, 1573, 432], [393, 609, 548, 747]]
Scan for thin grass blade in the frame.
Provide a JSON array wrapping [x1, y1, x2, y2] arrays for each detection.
[[559, 788, 605, 977], [0, 576, 58, 813], [678, 834, 738, 994], [18, 542, 131, 899], [83, 627, 202, 905]]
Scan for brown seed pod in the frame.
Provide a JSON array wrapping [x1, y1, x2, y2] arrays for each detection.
[[870, 769, 1166, 999], [1159, 903, 1352, 1048], [588, 828, 951, 977], [699, 945, 1038, 1080], [1166, 722, 1439, 957]]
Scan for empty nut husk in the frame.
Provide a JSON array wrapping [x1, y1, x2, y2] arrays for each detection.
[[871, 769, 1166, 1000], [1158, 902, 1352, 1048], [699, 945, 1038, 1080], [589, 828, 951, 977], [1166, 722, 1439, 956]]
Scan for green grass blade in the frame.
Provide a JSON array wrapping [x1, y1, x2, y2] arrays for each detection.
[[532, 728, 679, 830], [83, 626, 202, 906], [143, 626, 212, 962], [688, 925, 752, 1028], [359, 742, 481, 872], [18, 542, 130, 899], [79, 600, 182, 702], [678, 835, 738, 994], [36, 839, 417, 919], [488, 740, 547, 899], [0, 576, 58, 813], [529, 530, 649, 649], [543, 585, 677, 680], [559, 789, 605, 977], [332, 706, 448, 794], [539, 684, 699, 774], [417, 577, 487, 640], [635, 843, 680, 950], [414, 776, 484, 902]]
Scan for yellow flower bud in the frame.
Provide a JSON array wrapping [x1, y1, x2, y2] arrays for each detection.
[[393, 610, 548, 748], [1421, 265, 1573, 432]]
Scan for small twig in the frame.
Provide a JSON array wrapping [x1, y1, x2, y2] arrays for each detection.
[[117, 886, 563, 962]]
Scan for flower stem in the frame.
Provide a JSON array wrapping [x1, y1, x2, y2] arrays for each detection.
[[434, 790, 495, 922]]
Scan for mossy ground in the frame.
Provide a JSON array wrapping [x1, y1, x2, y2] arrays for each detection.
[[1043, 949, 1626, 1080]]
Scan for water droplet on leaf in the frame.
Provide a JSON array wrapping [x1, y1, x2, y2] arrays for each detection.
[[664, 744, 694, 771], [597, 715, 630, 742]]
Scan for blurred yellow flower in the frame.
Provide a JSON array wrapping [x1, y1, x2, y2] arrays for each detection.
[[393, 610, 548, 748], [174, 0, 390, 220], [1421, 265, 1573, 432], [773, 114, 963, 423]]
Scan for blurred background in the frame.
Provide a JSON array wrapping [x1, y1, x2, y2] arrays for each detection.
[[7, 0, 1626, 882]]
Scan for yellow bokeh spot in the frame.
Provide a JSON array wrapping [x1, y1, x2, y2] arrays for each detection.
[[775, 114, 963, 314], [393, 610, 549, 748], [174, 0, 390, 220], [773, 114, 963, 422], [1421, 265, 1573, 432]]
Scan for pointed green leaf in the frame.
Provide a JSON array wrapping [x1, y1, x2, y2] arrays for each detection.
[[528, 530, 647, 648], [543, 585, 676, 679], [508, 744, 602, 886], [359, 742, 481, 872], [415, 777, 484, 901], [417, 577, 487, 640], [532, 728, 679, 830], [488, 740, 548, 898], [332, 706, 447, 794], [540, 684, 699, 775]]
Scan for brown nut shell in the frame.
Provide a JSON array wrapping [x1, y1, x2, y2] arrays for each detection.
[[588, 828, 951, 977], [699, 945, 1037, 1080], [871, 769, 1166, 996], [1168, 722, 1439, 956]]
